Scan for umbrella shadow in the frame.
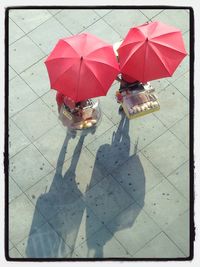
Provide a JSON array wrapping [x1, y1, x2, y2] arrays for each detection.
[[85, 114, 146, 258], [25, 131, 86, 258]]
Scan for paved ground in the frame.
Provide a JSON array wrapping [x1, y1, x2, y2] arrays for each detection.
[[8, 8, 190, 259]]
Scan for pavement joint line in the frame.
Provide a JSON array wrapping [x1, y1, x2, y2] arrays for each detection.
[[54, 10, 104, 36], [165, 158, 189, 181], [9, 244, 24, 257], [101, 15, 123, 39], [9, 96, 40, 120], [131, 230, 162, 257], [8, 53, 47, 78], [9, 162, 56, 199], [140, 181, 188, 231], [8, 10, 54, 44], [84, 123, 116, 149], [12, 123, 57, 168], [9, 88, 56, 122], [93, 9, 113, 18], [163, 227, 189, 257], [168, 127, 189, 150], [10, 54, 48, 78], [139, 9, 165, 21], [52, 15, 74, 36], [9, 121, 59, 160], [47, 9, 62, 16], [73, 201, 138, 255], [173, 84, 190, 102]]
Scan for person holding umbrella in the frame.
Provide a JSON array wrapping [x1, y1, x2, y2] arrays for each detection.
[[45, 32, 120, 131], [114, 21, 187, 118]]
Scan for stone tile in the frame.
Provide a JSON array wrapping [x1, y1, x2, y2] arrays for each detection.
[[9, 119, 30, 157], [103, 10, 148, 38], [9, 9, 52, 33], [70, 208, 103, 248], [25, 165, 84, 221], [10, 144, 54, 191], [133, 232, 185, 258], [155, 9, 189, 34], [49, 199, 103, 250], [9, 36, 45, 74], [165, 210, 190, 256], [16, 222, 71, 258], [34, 124, 81, 167], [84, 19, 121, 44], [9, 247, 23, 258], [48, 9, 62, 15], [74, 226, 131, 258], [12, 98, 58, 142], [167, 161, 190, 200], [9, 75, 38, 117], [9, 177, 23, 203], [170, 115, 189, 148], [94, 9, 112, 17], [173, 71, 190, 100], [155, 84, 189, 128], [55, 9, 100, 34], [86, 120, 132, 173], [142, 131, 189, 177], [84, 175, 134, 225], [100, 82, 124, 124], [167, 55, 189, 83], [139, 9, 164, 20], [112, 152, 164, 205], [41, 90, 58, 114], [142, 179, 189, 229], [107, 202, 161, 256], [20, 56, 50, 97], [81, 113, 114, 147], [9, 240, 14, 250], [25, 170, 64, 221], [150, 78, 170, 93], [9, 193, 46, 245], [9, 66, 17, 80], [61, 147, 107, 194], [128, 112, 167, 151], [28, 17, 71, 55], [9, 19, 25, 44], [66, 249, 81, 258]]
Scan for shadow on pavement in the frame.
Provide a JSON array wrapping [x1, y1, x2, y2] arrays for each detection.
[[25, 131, 85, 258], [25, 114, 146, 259], [85, 113, 146, 258]]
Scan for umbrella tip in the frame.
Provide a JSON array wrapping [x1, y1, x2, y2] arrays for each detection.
[[81, 56, 83, 60]]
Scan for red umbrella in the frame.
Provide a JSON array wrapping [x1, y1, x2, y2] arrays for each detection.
[[45, 33, 119, 102], [118, 21, 187, 83]]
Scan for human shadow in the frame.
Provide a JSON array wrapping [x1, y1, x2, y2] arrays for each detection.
[[25, 131, 86, 258], [85, 113, 146, 258]]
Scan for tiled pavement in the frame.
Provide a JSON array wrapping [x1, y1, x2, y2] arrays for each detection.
[[8, 8, 190, 259]]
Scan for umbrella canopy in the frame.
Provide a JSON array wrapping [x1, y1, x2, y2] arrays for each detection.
[[118, 21, 187, 83], [45, 33, 119, 102]]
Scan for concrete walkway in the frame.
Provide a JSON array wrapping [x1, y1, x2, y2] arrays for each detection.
[[8, 8, 190, 259]]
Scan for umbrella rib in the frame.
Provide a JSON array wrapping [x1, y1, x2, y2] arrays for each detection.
[[150, 30, 180, 40], [85, 45, 111, 58], [148, 44, 172, 76], [75, 58, 83, 102], [86, 58, 119, 71], [119, 42, 145, 69], [84, 62, 107, 95], [45, 57, 78, 63], [150, 39, 187, 55], [51, 62, 77, 89], [61, 39, 80, 58]]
